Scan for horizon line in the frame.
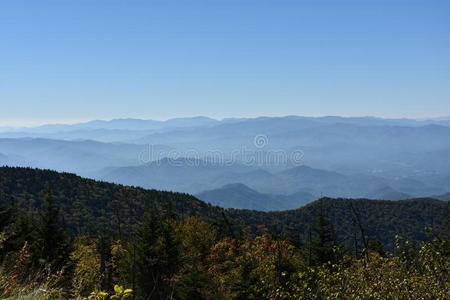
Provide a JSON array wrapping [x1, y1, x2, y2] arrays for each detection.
[[1, 114, 449, 129]]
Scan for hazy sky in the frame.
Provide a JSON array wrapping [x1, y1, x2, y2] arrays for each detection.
[[1, 0, 449, 126]]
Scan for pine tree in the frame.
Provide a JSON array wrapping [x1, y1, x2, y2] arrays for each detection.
[[4, 213, 36, 260], [309, 203, 341, 266], [35, 186, 69, 268], [132, 203, 181, 299]]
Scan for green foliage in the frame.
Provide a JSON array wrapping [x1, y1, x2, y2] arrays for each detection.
[[309, 204, 343, 266], [130, 205, 182, 299], [0, 167, 447, 249], [82, 285, 132, 300], [174, 217, 218, 299], [0, 167, 448, 299], [34, 187, 69, 268]]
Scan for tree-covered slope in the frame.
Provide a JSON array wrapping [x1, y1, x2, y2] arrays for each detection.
[[0, 166, 222, 236], [230, 197, 447, 248], [0, 167, 447, 248]]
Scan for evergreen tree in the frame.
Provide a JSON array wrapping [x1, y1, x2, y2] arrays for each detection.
[[35, 186, 69, 268], [131, 203, 181, 299], [4, 213, 37, 259], [309, 204, 341, 266]]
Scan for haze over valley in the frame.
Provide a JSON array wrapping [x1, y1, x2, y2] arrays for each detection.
[[1, 115, 450, 210]]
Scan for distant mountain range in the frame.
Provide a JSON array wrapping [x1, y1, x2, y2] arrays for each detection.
[[99, 157, 449, 204], [0, 117, 223, 142], [1, 116, 219, 132], [0, 115, 449, 207], [3, 115, 450, 134], [0, 138, 171, 175], [2, 115, 450, 144]]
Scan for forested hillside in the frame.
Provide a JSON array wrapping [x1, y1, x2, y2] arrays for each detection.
[[0, 167, 448, 299], [0, 167, 446, 247], [0, 166, 221, 236]]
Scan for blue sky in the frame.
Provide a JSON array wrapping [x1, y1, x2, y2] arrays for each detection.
[[0, 0, 449, 126]]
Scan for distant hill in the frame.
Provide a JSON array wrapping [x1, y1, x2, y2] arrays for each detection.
[[99, 157, 259, 194], [196, 183, 316, 211], [99, 159, 354, 195], [276, 165, 350, 195], [197, 183, 279, 211], [100, 159, 442, 199], [365, 186, 412, 200], [378, 191, 412, 201], [0, 167, 447, 249], [431, 192, 450, 201], [209, 169, 283, 194]]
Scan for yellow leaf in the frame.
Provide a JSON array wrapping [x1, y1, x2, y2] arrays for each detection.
[[114, 285, 123, 294]]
